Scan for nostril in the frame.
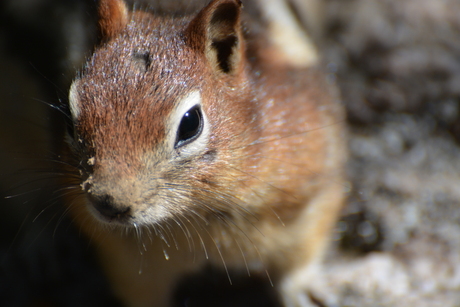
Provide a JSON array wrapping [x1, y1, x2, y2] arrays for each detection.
[[90, 194, 131, 219]]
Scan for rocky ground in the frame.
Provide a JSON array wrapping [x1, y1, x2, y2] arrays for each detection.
[[1, 0, 459, 306], [318, 0, 460, 306]]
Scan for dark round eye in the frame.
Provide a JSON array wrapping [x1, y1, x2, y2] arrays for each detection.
[[175, 105, 203, 148]]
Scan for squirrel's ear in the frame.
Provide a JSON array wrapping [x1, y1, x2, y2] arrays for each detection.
[[186, 0, 244, 75], [98, 0, 129, 40]]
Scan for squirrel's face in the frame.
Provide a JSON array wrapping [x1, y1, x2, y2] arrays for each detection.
[[66, 1, 256, 227], [69, 83, 217, 226]]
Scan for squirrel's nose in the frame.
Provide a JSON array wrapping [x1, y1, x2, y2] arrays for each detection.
[[89, 194, 132, 220]]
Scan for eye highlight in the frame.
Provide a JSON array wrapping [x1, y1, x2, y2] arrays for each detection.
[[175, 105, 203, 148]]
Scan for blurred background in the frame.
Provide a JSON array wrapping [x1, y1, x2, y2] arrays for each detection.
[[1, 0, 460, 306], [0, 0, 118, 305]]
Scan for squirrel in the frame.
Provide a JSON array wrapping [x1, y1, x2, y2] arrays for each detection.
[[64, 0, 346, 306]]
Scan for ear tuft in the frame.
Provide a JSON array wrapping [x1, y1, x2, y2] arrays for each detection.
[[187, 0, 244, 75], [98, 0, 129, 40]]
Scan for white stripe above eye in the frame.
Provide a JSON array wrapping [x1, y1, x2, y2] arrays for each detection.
[[172, 90, 202, 125], [169, 90, 210, 156]]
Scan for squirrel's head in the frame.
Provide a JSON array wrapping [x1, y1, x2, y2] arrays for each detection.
[[67, 0, 259, 227]]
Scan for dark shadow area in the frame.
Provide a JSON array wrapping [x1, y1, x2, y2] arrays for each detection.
[[173, 266, 282, 307]]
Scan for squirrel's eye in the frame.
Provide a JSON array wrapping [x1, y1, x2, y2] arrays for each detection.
[[175, 105, 203, 148]]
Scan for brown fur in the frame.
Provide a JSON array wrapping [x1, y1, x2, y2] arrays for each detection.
[[65, 0, 346, 306], [98, 0, 129, 39]]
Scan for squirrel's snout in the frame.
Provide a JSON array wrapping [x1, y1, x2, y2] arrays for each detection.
[[89, 194, 132, 221]]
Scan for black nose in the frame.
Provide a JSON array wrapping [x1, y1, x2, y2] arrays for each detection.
[[90, 194, 131, 220]]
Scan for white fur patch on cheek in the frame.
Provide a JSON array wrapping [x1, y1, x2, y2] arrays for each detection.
[[68, 80, 81, 120], [132, 203, 172, 226]]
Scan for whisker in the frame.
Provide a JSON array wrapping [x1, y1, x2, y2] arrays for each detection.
[[192, 186, 260, 222], [52, 204, 74, 238], [187, 211, 209, 260], [31, 189, 77, 224], [232, 231, 250, 276], [2, 169, 81, 200], [161, 220, 178, 249], [168, 212, 193, 253], [222, 164, 286, 226], [146, 223, 156, 244], [31, 97, 72, 120], [156, 222, 173, 248], [232, 120, 345, 151], [244, 154, 348, 189], [201, 226, 232, 285], [182, 187, 274, 286], [4, 188, 43, 200], [172, 215, 201, 262], [28, 62, 68, 98], [4, 210, 35, 259], [227, 164, 297, 202], [32, 188, 81, 220], [133, 223, 149, 255], [23, 207, 66, 253], [202, 192, 266, 237], [161, 182, 266, 242]]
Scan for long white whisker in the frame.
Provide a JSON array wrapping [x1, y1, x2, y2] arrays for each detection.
[[171, 214, 194, 253], [188, 212, 209, 260], [202, 226, 232, 285], [232, 120, 345, 151]]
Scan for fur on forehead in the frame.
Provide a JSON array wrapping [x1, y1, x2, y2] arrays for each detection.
[[74, 12, 211, 118], [72, 17, 210, 159], [81, 13, 206, 99]]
